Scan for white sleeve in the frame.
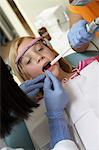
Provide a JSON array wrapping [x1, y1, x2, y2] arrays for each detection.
[[1, 148, 24, 150], [51, 140, 78, 150]]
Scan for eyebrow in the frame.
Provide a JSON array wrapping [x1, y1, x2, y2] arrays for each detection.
[[21, 54, 31, 64]]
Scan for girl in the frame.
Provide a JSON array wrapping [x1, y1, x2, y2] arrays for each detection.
[[8, 36, 72, 83]]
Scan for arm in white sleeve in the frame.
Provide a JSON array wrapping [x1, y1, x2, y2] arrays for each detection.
[[47, 111, 73, 149], [43, 71, 78, 149], [52, 140, 78, 150]]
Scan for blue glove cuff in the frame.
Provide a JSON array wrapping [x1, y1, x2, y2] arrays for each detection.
[[46, 110, 65, 119]]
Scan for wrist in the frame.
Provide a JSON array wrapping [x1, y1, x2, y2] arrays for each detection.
[[46, 110, 65, 119], [73, 43, 89, 52], [48, 112, 72, 148]]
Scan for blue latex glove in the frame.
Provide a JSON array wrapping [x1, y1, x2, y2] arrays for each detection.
[[43, 71, 71, 148], [43, 70, 69, 118], [67, 20, 97, 49], [49, 114, 72, 148], [20, 74, 45, 98]]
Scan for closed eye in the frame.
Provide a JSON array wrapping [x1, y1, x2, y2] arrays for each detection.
[[26, 58, 31, 64], [37, 48, 43, 51], [35, 43, 44, 51]]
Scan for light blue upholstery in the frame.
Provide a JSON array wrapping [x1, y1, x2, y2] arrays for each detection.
[[64, 51, 99, 67], [4, 121, 35, 150]]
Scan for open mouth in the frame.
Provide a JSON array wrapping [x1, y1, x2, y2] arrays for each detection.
[[42, 61, 51, 72]]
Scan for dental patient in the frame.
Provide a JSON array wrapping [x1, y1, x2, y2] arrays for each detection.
[[9, 36, 99, 149], [9, 36, 99, 93]]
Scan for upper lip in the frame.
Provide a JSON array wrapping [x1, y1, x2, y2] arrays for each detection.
[[42, 61, 51, 72]]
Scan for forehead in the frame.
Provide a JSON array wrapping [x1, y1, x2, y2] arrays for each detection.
[[18, 38, 33, 53], [18, 38, 45, 53], [17, 38, 49, 63]]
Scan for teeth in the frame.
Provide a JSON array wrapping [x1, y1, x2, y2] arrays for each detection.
[[42, 62, 51, 72]]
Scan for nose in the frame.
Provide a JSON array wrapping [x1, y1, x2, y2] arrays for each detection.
[[31, 51, 45, 63]]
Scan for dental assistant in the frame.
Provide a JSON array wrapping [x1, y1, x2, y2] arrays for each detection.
[[20, 70, 78, 150], [67, 0, 99, 52]]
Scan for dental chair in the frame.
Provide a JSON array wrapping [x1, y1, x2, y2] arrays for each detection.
[[64, 51, 99, 67], [4, 120, 35, 150]]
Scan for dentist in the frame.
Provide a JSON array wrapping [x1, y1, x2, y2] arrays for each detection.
[[20, 70, 78, 150]]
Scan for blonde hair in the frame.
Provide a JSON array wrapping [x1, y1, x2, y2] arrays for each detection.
[[9, 36, 72, 82]]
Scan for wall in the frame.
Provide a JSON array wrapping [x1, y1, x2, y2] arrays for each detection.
[[14, 0, 69, 34], [0, 0, 29, 36], [13, 0, 72, 56]]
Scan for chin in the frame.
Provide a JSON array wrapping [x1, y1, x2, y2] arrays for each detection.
[[51, 69, 60, 80]]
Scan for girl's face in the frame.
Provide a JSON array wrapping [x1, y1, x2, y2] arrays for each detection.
[[17, 38, 61, 79]]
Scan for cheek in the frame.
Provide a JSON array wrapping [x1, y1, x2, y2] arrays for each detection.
[[50, 62, 60, 77], [24, 65, 43, 79]]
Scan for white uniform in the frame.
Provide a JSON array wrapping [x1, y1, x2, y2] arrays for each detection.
[[52, 140, 78, 150], [63, 60, 99, 149]]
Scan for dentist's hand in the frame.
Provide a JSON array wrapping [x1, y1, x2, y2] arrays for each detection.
[[20, 74, 45, 98], [67, 20, 97, 49], [43, 71, 69, 118]]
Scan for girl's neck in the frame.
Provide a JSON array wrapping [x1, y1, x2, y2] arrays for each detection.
[[58, 68, 75, 81]]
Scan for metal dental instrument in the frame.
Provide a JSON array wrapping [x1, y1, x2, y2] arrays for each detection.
[[70, 0, 92, 6], [86, 17, 99, 33]]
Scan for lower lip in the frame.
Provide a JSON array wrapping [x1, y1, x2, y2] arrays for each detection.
[[47, 64, 56, 71], [47, 66, 53, 71]]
